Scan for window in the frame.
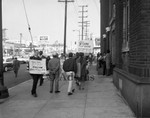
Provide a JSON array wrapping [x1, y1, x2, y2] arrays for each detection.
[[122, 0, 130, 52]]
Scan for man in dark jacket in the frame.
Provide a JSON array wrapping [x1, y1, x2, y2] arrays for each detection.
[[30, 50, 43, 97], [38, 51, 46, 86], [13, 57, 20, 78], [63, 52, 77, 95]]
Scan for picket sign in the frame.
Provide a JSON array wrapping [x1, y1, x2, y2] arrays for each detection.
[[29, 59, 47, 74]]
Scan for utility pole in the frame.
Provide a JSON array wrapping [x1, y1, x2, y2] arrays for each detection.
[[78, 5, 88, 40], [0, 0, 9, 99], [84, 21, 90, 40], [58, 0, 74, 56]]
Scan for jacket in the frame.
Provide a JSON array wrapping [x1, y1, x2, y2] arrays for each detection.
[[48, 57, 60, 75], [63, 57, 77, 73]]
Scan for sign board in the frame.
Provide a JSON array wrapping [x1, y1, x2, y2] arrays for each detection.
[[39, 36, 48, 40], [29, 59, 46, 74], [77, 40, 93, 53], [94, 38, 100, 47], [39, 36, 49, 45]]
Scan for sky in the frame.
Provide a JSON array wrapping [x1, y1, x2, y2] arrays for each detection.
[[2, 0, 100, 46]]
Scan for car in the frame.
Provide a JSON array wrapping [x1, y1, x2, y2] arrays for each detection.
[[17, 57, 29, 64], [3, 57, 14, 72]]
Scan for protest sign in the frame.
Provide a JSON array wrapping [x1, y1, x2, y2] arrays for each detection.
[[29, 59, 46, 74]]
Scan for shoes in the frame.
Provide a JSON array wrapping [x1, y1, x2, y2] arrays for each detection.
[[50, 91, 53, 93], [32, 93, 37, 97], [68, 92, 73, 95], [72, 89, 75, 93], [55, 91, 60, 93]]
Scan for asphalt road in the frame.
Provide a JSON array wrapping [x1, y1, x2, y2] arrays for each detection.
[[4, 64, 32, 88]]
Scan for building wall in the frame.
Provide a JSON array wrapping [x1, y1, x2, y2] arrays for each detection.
[[101, 0, 109, 53], [129, 0, 150, 78], [101, 0, 150, 117]]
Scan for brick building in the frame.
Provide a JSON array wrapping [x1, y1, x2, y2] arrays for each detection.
[[101, 0, 150, 117]]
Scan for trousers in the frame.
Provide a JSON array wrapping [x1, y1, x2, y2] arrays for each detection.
[[49, 73, 59, 92], [66, 71, 75, 93]]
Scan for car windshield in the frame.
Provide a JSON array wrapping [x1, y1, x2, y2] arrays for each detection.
[[3, 58, 13, 62]]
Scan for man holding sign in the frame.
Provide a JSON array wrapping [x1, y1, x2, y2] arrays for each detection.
[[29, 50, 46, 97]]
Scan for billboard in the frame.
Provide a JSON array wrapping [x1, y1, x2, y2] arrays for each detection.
[[39, 35, 49, 45]]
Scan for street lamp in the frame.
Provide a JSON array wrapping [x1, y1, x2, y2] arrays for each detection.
[[73, 30, 80, 41]]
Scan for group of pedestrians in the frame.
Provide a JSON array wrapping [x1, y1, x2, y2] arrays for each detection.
[[29, 50, 90, 97], [97, 50, 111, 76]]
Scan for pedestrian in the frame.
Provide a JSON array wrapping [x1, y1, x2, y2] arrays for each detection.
[[48, 52, 61, 93], [98, 53, 103, 68], [74, 52, 80, 86], [105, 50, 111, 76], [79, 52, 88, 89], [102, 53, 106, 75], [38, 51, 46, 86], [13, 57, 20, 78], [88, 53, 93, 66], [63, 52, 77, 95], [30, 50, 43, 97]]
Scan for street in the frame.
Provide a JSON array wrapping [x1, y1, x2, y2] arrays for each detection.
[[3, 64, 32, 88]]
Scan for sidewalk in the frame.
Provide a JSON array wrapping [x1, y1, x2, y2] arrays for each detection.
[[0, 64, 135, 118]]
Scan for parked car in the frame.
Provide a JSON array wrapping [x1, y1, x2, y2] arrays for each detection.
[[3, 57, 14, 72]]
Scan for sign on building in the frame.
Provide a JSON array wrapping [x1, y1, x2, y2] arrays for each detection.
[[94, 38, 100, 47], [77, 40, 93, 53]]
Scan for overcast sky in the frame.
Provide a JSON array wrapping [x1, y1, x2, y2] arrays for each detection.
[[2, 0, 100, 46]]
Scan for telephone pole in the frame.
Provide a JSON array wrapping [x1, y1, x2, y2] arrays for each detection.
[[58, 0, 74, 55], [78, 5, 88, 40], [0, 0, 9, 99], [84, 21, 90, 40]]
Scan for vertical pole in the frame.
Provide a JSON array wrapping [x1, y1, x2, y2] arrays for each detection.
[[81, 6, 84, 40], [0, 0, 9, 99], [0, 0, 3, 86], [63, 0, 67, 55]]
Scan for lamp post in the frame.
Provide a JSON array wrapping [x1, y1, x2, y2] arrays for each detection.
[[0, 0, 9, 99]]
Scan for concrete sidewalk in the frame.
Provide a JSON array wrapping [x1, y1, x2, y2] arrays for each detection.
[[0, 65, 135, 118]]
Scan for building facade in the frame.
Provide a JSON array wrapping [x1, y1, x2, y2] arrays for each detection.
[[101, 0, 150, 117]]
